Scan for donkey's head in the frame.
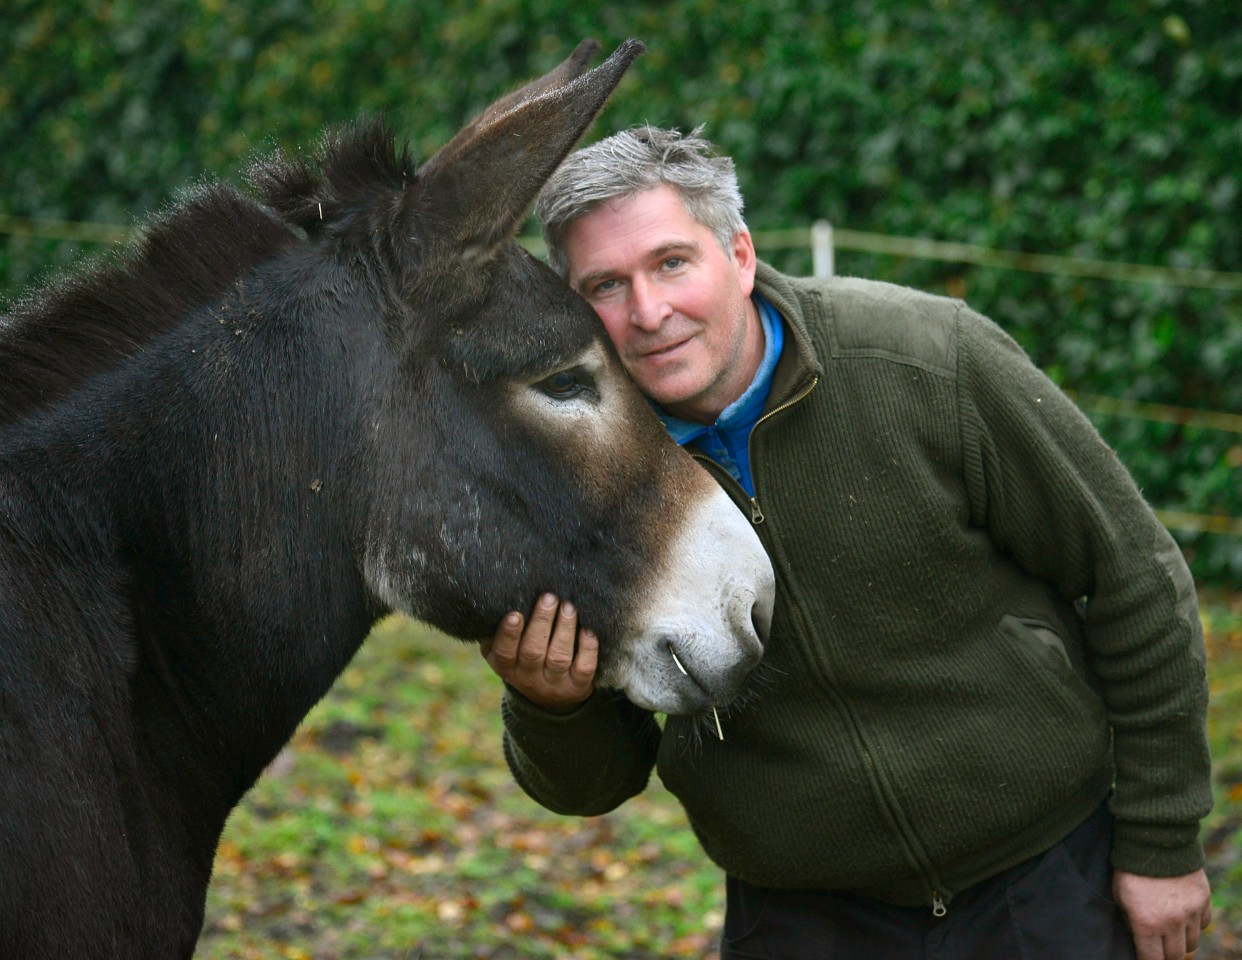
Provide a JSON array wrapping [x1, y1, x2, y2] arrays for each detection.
[[255, 41, 773, 714]]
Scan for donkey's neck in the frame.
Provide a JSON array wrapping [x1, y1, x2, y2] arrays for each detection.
[[125, 542, 380, 807], [57, 295, 390, 811]]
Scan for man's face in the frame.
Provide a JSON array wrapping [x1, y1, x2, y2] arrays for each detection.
[[563, 185, 763, 424]]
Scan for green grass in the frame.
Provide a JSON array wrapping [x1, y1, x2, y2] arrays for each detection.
[[199, 605, 1242, 959], [200, 616, 724, 960]]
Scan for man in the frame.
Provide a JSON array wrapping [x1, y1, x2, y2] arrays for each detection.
[[482, 126, 1213, 959]]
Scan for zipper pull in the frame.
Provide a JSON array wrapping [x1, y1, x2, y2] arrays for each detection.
[[749, 497, 765, 525], [931, 892, 947, 918]]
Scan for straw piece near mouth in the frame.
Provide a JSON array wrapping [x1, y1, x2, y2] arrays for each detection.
[[669, 645, 724, 740]]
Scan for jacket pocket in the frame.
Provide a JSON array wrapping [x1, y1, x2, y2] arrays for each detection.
[[998, 614, 1107, 727]]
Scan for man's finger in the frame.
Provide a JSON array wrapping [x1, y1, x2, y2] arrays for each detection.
[[485, 611, 524, 666], [1131, 932, 1162, 960], [517, 593, 560, 667], [572, 629, 599, 684], [544, 600, 578, 676]]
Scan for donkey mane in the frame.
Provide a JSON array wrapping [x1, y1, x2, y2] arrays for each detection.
[[0, 118, 414, 429], [251, 116, 416, 231]]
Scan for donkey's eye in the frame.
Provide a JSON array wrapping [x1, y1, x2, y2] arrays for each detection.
[[536, 366, 600, 402], [539, 370, 585, 400]]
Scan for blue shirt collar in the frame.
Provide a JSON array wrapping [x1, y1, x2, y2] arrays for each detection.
[[657, 294, 784, 444]]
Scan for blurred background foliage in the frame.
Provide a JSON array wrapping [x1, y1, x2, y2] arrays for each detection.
[[2, 0, 1239, 581]]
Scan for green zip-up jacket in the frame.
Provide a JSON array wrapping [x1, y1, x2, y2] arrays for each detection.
[[500, 263, 1212, 907]]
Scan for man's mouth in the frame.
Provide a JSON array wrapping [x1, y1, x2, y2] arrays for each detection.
[[640, 336, 691, 361]]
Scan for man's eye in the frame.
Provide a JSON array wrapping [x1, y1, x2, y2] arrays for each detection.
[[539, 370, 585, 399]]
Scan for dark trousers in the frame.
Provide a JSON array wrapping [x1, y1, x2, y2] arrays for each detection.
[[720, 805, 1136, 960]]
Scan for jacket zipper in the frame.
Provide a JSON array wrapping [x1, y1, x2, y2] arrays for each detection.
[[692, 370, 951, 914], [747, 374, 820, 522], [782, 579, 953, 916], [691, 374, 820, 525]]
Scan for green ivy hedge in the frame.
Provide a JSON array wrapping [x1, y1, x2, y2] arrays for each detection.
[[3, 0, 1238, 580]]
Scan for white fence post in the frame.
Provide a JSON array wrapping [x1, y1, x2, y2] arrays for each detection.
[[812, 219, 835, 277]]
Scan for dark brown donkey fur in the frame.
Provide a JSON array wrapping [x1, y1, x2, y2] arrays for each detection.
[[0, 40, 757, 959]]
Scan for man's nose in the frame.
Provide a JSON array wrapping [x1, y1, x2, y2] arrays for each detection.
[[629, 276, 671, 331]]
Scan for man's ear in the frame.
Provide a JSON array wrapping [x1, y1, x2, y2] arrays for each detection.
[[732, 230, 758, 298]]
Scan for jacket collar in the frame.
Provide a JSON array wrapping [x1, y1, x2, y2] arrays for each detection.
[[754, 261, 824, 414]]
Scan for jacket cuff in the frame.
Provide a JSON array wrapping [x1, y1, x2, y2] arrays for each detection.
[[502, 683, 608, 726], [1111, 820, 1206, 877]]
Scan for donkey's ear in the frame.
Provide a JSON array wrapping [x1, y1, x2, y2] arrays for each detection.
[[448, 38, 602, 144], [413, 39, 644, 257]]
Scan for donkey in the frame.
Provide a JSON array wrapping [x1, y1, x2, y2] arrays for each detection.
[[0, 40, 774, 959]]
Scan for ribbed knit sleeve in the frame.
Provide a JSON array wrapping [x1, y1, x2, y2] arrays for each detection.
[[954, 308, 1212, 876], [500, 685, 662, 817]]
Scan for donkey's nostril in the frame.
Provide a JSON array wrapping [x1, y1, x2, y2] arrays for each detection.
[[752, 601, 772, 645], [724, 584, 768, 662], [745, 582, 775, 646]]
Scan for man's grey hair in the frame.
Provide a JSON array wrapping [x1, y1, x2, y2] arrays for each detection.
[[535, 125, 747, 278]]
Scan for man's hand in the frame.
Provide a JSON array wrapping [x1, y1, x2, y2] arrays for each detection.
[[1114, 868, 1212, 959], [481, 593, 598, 713]]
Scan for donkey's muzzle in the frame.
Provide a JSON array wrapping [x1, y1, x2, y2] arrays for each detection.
[[603, 487, 775, 715]]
